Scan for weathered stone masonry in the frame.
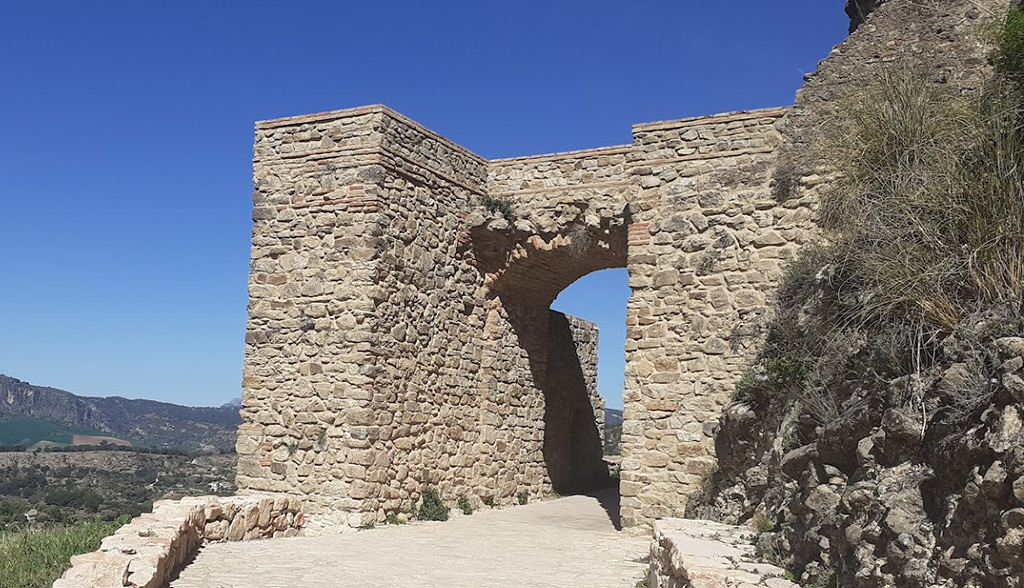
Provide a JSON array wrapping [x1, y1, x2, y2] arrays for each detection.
[[239, 106, 611, 529], [237, 102, 816, 532], [620, 109, 817, 528]]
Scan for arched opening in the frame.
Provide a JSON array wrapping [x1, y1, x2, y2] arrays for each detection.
[[551, 268, 629, 458], [469, 202, 629, 518]]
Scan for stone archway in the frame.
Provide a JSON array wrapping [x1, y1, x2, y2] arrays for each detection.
[[467, 188, 630, 495]]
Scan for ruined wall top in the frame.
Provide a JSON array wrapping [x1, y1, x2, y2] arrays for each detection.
[[255, 104, 790, 202]]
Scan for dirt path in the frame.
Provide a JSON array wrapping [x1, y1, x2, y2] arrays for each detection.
[[170, 490, 648, 588]]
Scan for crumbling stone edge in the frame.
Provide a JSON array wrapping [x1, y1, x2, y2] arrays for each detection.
[[53, 494, 304, 588], [649, 518, 798, 588]]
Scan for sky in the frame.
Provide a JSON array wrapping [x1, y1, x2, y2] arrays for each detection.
[[0, 1, 849, 409]]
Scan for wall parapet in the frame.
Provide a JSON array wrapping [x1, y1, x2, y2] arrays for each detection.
[[52, 495, 303, 588]]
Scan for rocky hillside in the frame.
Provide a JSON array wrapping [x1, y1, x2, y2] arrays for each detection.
[[0, 375, 240, 452], [702, 317, 1024, 588], [688, 3, 1024, 586]]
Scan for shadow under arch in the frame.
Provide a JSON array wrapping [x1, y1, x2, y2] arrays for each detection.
[[471, 206, 629, 503]]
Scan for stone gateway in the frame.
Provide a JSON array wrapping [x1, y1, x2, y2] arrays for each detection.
[[235, 103, 813, 532]]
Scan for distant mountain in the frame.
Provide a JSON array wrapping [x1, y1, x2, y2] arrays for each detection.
[[220, 397, 243, 410], [0, 374, 240, 452], [605, 408, 623, 426]]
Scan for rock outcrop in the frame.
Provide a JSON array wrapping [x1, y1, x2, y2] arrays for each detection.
[[701, 314, 1024, 587], [649, 518, 798, 588]]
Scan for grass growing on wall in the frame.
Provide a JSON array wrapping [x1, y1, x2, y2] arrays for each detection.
[[479, 194, 516, 222], [0, 518, 128, 588]]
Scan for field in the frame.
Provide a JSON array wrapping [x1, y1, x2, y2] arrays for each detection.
[[0, 518, 127, 588], [71, 434, 131, 447], [0, 419, 133, 450]]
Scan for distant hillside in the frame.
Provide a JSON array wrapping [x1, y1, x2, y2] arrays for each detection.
[[603, 408, 623, 456], [604, 408, 623, 426], [0, 375, 240, 452], [0, 451, 237, 526]]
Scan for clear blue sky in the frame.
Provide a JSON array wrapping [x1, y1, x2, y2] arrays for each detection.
[[0, 2, 849, 408]]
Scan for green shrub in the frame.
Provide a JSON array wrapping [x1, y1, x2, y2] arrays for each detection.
[[479, 195, 516, 222], [992, 4, 1024, 77], [0, 517, 127, 588], [457, 494, 473, 516], [384, 512, 404, 525], [418, 487, 449, 521], [804, 563, 838, 588], [682, 466, 720, 521], [752, 511, 775, 533], [482, 495, 495, 508], [517, 490, 529, 505]]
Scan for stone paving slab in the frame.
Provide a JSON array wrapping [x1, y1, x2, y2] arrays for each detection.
[[651, 519, 798, 588], [170, 491, 648, 588]]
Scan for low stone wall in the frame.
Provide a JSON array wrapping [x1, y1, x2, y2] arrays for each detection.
[[650, 518, 797, 588], [53, 495, 303, 588]]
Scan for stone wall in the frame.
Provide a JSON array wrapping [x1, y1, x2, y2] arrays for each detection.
[[53, 495, 302, 588], [239, 107, 392, 525], [619, 109, 818, 529], [547, 312, 607, 493], [566, 313, 605, 441], [480, 145, 633, 305], [240, 111, 612, 526]]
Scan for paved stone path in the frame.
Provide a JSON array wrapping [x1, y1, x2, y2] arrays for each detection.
[[170, 490, 648, 588]]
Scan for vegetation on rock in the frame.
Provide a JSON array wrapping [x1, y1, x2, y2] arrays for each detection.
[[457, 494, 473, 515], [479, 194, 516, 222], [696, 7, 1024, 588]]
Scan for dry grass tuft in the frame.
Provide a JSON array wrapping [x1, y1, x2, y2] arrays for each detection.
[[820, 53, 1024, 331]]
